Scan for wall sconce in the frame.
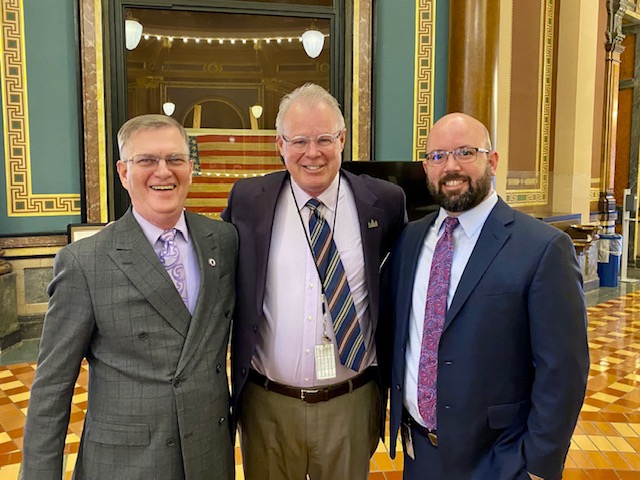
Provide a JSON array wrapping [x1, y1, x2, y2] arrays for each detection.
[[125, 18, 143, 50], [163, 101, 176, 116], [251, 105, 263, 119], [249, 104, 263, 130], [301, 28, 324, 59]]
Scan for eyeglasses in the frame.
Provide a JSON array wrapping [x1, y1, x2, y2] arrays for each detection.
[[281, 131, 342, 152], [125, 154, 192, 169], [424, 146, 490, 166]]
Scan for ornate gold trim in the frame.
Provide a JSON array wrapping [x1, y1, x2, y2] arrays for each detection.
[[1, 0, 80, 216], [505, 0, 553, 206], [412, 0, 435, 162]]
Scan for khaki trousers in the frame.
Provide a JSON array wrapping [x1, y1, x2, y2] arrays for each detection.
[[239, 378, 381, 480]]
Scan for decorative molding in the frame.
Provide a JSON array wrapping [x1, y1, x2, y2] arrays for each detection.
[[412, 0, 435, 162], [505, 0, 553, 206], [351, 0, 373, 161], [1, 0, 80, 217], [79, 0, 108, 223]]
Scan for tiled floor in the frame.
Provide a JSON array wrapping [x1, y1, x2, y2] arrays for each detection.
[[1, 282, 640, 479]]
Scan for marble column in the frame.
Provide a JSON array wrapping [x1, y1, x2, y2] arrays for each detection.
[[601, 0, 627, 229], [447, 0, 499, 140]]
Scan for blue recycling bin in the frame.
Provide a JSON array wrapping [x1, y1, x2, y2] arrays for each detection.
[[597, 233, 623, 287]]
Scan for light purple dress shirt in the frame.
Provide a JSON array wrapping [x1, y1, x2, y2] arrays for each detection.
[[132, 208, 200, 315]]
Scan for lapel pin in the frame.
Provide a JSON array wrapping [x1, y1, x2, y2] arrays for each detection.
[[367, 219, 379, 229], [208, 258, 216, 267]]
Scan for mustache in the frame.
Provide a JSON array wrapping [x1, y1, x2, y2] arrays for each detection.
[[438, 174, 470, 186]]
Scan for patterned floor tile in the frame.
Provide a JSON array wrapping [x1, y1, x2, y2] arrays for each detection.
[[0, 287, 638, 479]]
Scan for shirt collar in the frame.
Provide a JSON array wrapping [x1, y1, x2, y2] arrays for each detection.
[[434, 190, 498, 238], [132, 208, 190, 245], [290, 172, 341, 214]]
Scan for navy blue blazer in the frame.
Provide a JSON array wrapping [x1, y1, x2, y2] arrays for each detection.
[[388, 198, 589, 480], [222, 169, 407, 432]]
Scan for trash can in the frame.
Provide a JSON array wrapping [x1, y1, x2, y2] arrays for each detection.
[[597, 233, 623, 287]]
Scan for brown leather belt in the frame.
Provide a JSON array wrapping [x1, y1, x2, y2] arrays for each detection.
[[404, 409, 438, 447], [248, 367, 376, 404]]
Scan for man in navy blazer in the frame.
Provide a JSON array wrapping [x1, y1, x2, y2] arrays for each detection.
[[388, 113, 589, 480], [222, 83, 406, 479]]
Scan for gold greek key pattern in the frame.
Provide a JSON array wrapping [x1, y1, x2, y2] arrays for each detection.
[[412, 0, 435, 162], [1, 0, 80, 216], [505, 0, 553, 206]]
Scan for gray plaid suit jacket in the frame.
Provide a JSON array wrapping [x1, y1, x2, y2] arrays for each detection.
[[23, 209, 237, 480]]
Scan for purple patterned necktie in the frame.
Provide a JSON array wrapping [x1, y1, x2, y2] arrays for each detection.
[[417, 216, 459, 430], [158, 229, 188, 306]]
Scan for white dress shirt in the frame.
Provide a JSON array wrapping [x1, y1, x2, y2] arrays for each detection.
[[252, 174, 375, 387], [404, 191, 498, 427]]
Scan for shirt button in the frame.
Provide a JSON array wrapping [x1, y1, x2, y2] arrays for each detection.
[[305, 349, 310, 355], [219, 417, 225, 425], [307, 315, 313, 321], [304, 377, 309, 382], [166, 438, 175, 447], [216, 364, 222, 373], [173, 379, 182, 388], [309, 283, 314, 288], [138, 332, 148, 340]]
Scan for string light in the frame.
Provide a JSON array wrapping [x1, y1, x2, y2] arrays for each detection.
[[139, 32, 329, 46]]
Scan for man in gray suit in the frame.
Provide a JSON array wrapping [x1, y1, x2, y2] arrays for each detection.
[[23, 115, 237, 480]]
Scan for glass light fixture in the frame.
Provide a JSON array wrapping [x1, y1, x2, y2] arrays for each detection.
[[251, 105, 263, 119], [125, 19, 143, 50], [163, 101, 176, 116], [301, 29, 324, 59]]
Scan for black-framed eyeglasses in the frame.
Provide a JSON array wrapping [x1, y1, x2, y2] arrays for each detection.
[[424, 146, 490, 166], [281, 131, 342, 152], [125, 154, 192, 169]]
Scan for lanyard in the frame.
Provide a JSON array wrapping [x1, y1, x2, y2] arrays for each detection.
[[289, 174, 342, 338]]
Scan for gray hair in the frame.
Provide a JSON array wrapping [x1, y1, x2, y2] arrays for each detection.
[[275, 83, 345, 135], [117, 114, 189, 159]]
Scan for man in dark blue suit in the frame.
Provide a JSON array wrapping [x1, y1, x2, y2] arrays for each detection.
[[388, 113, 589, 480]]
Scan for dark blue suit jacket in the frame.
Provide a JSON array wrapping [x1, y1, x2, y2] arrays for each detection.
[[222, 169, 407, 433], [388, 198, 589, 480]]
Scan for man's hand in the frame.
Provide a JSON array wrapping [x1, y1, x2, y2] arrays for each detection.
[[528, 473, 543, 480]]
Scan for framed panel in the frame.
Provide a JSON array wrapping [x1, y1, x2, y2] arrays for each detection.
[[67, 223, 106, 243]]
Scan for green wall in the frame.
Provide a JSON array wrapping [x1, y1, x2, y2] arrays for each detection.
[[0, 0, 81, 235], [374, 0, 449, 161]]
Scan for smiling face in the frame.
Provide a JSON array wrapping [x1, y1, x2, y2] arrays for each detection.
[[116, 125, 192, 229], [423, 113, 498, 215], [277, 100, 345, 197]]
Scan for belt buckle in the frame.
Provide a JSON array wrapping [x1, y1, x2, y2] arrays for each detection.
[[427, 431, 438, 447], [300, 388, 319, 401]]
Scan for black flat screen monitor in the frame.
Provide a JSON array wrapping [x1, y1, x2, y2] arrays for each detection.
[[341, 161, 438, 221]]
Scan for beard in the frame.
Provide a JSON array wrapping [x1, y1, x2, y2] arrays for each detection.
[[427, 164, 493, 213]]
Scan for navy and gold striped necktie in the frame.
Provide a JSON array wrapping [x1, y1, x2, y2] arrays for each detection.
[[307, 198, 365, 371]]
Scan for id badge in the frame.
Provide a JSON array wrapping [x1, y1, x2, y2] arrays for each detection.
[[401, 421, 415, 460], [314, 342, 337, 380]]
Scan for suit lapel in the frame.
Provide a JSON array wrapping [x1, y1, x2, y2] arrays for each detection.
[[444, 199, 513, 330], [108, 211, 191, 338], [176, 211, 220, 375], [252, 172, 288, 317], [343, 170, 386, 321], [396, 213, 436, 347]]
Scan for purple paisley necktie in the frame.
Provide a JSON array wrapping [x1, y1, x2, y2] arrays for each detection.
[[417, 216, 459, 430], [158, 228, 188, 306]]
